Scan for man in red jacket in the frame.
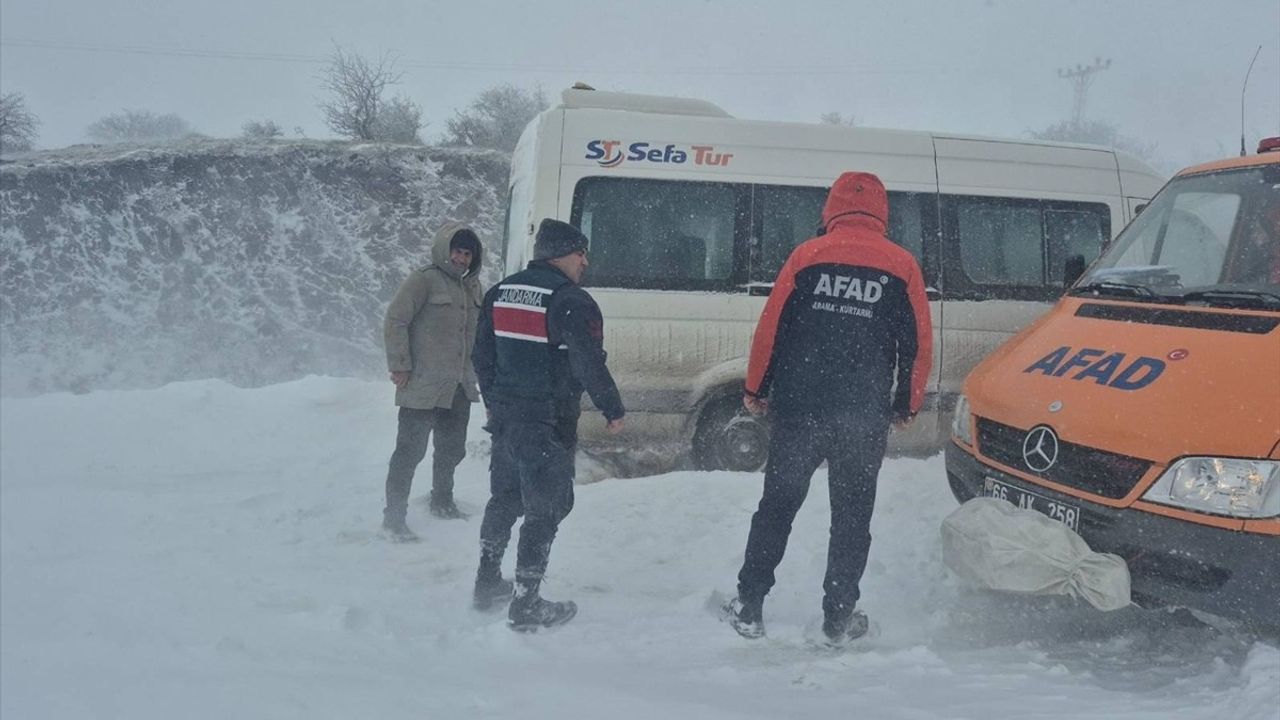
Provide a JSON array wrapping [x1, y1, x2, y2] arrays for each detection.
[[722, 171, 932, 645]]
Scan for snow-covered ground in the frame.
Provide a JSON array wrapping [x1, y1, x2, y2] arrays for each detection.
[[2, 377, 1277, 719]]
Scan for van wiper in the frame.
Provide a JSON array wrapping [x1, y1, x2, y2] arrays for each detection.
[[1180, 289, 1280, 310], [1070, 281, 1158, 299]]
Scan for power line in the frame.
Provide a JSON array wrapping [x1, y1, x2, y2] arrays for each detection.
[[0, 36, 949, 78], [1, 38, 326, 64]]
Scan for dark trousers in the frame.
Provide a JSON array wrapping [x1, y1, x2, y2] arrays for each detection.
[[383, 385, 472, 522], [737, 411, 889, 615], [478, 417, 576, 587]]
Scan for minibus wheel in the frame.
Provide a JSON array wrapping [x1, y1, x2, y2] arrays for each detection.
[[692, 395, 770, 472]]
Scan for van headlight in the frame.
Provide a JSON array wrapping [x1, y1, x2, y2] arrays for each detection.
[[1141, 458, 1280, 518], [951, 394, 973, 446]]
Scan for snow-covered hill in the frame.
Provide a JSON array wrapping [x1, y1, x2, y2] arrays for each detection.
[[0, 140, 508, 396], [1, 377, 1276, 719]]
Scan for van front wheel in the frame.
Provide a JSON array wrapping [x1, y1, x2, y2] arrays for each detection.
[[692, 395, 770, 472]]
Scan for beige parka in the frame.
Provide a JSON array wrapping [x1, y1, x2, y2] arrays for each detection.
[[383, 222, 484, 409]]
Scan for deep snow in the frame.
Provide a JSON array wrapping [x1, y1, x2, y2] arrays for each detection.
[[2, 377, 1277, 719]]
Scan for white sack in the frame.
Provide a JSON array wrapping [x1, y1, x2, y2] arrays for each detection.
[[940, 497, 1131, 611]]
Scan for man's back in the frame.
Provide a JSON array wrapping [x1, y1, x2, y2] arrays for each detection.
[[746, 172, 932, 420], [474, 260, 625, 425], [480, 263, 572, 409]]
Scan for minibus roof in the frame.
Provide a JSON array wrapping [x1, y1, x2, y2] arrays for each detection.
[[560, 87, 733, 118], [554, 88, 1158, 172]]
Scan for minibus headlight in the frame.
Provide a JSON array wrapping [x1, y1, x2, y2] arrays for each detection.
[[1141, 458, 1280, 518], [951, 394, 973, 446]]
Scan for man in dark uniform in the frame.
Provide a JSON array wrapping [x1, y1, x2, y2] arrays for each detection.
[[722, 171, 933, 645], [471, 218, 625, 631]]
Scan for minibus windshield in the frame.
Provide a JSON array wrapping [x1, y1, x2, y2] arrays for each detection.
[[1075, 165, 1280, 308]]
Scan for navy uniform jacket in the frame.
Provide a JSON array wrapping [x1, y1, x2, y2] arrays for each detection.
[[473, 261, 625, 429]]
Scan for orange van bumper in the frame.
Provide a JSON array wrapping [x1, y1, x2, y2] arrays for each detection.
[[945, 442, 1280, 625]]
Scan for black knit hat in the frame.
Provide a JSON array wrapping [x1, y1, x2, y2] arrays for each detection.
[[449, 228, 481, 256], [533, 219, 589, 260]]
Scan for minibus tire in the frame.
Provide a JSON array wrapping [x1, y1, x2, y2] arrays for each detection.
[[691, 394, 770, 472]]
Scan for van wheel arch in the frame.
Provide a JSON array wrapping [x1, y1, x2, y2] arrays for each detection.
[[691, 389, 771, 472]]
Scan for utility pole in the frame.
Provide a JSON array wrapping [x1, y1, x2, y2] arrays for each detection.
[[1058, 57, 1111, 128]]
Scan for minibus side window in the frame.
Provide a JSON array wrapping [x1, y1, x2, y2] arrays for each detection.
[[571, 177, 746, 290], [1046, 208, 1108, 287], [753, 185, 827, 283], [887, 193, 928, 272], [956, 198, 1042, 286], [941, 195, 1110, 300], [751, 186, 930, 284]]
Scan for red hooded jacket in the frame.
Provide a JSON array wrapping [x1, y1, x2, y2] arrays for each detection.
[[745, 172, 933, 419]]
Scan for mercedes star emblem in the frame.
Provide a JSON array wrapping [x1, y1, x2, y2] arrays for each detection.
[[1022, 425, 1060, 472]]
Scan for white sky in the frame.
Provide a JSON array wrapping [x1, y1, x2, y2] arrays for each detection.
[[2, 0, 1278, 170]]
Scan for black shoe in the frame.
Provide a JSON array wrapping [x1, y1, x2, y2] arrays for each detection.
[[720, 596, 765, 639], [508, 594, 578, 632], [381, 518, 420, 543], [822, 608, 869, 646], [429, 496, 468, 520], [473, 576, 514, 611]]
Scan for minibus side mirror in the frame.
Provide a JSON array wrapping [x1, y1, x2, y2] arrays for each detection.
[[926, 286, 942, 301], [1063, 254, 1087, 288]]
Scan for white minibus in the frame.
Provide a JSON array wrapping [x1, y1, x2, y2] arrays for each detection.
[[501, 86, 1165, 470]]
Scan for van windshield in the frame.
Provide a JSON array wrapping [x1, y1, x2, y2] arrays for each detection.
[[1075, 163, 1280, 308]]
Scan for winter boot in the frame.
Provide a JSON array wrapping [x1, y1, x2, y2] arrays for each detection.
[[429, 492, 468, 520], [822, 608, 869, 646], [507, 581, 577, 632], [381, 515, 420, 543], [473, 575, 515, 611], [720, 595, 765, 639], [473, 550, 514, 611]]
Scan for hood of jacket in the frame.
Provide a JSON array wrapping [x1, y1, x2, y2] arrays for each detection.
[[821, 171, 888, 234], [430, 222, 483, 278]]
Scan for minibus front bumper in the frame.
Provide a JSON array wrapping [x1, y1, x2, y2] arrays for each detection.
[[945, 442, 1280, 625]]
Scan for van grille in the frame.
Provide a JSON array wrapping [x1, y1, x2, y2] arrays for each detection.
[[976, 418, 1152, 499]]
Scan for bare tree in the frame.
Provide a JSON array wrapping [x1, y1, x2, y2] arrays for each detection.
[[242, 119, 284, 139], [318, 46, 422, 143], [1032, 119, 1157, 162], [0, 92, 40, 153], [372, 96, 424, 144], [443, 84, 548, 152], [87, 110, 193, 144]]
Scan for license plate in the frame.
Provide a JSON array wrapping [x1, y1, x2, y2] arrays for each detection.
[[983, 477, 1080, 533]]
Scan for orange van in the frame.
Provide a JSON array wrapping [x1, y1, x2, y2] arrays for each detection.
[[946, 139, 1280, 623]]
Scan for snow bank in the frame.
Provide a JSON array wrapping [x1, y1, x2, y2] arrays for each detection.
[[1, 377, 1275, 719], [0, 140, 508, 396]]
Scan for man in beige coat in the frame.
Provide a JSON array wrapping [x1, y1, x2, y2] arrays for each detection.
[[381, 222, 484, 542]]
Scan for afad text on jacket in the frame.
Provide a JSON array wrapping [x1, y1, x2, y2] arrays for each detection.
[[745, 171, 933, 420]]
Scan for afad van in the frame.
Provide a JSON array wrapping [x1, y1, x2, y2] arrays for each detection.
[[946, 138, 1280, 623], [503, 86, 1164, 470]]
